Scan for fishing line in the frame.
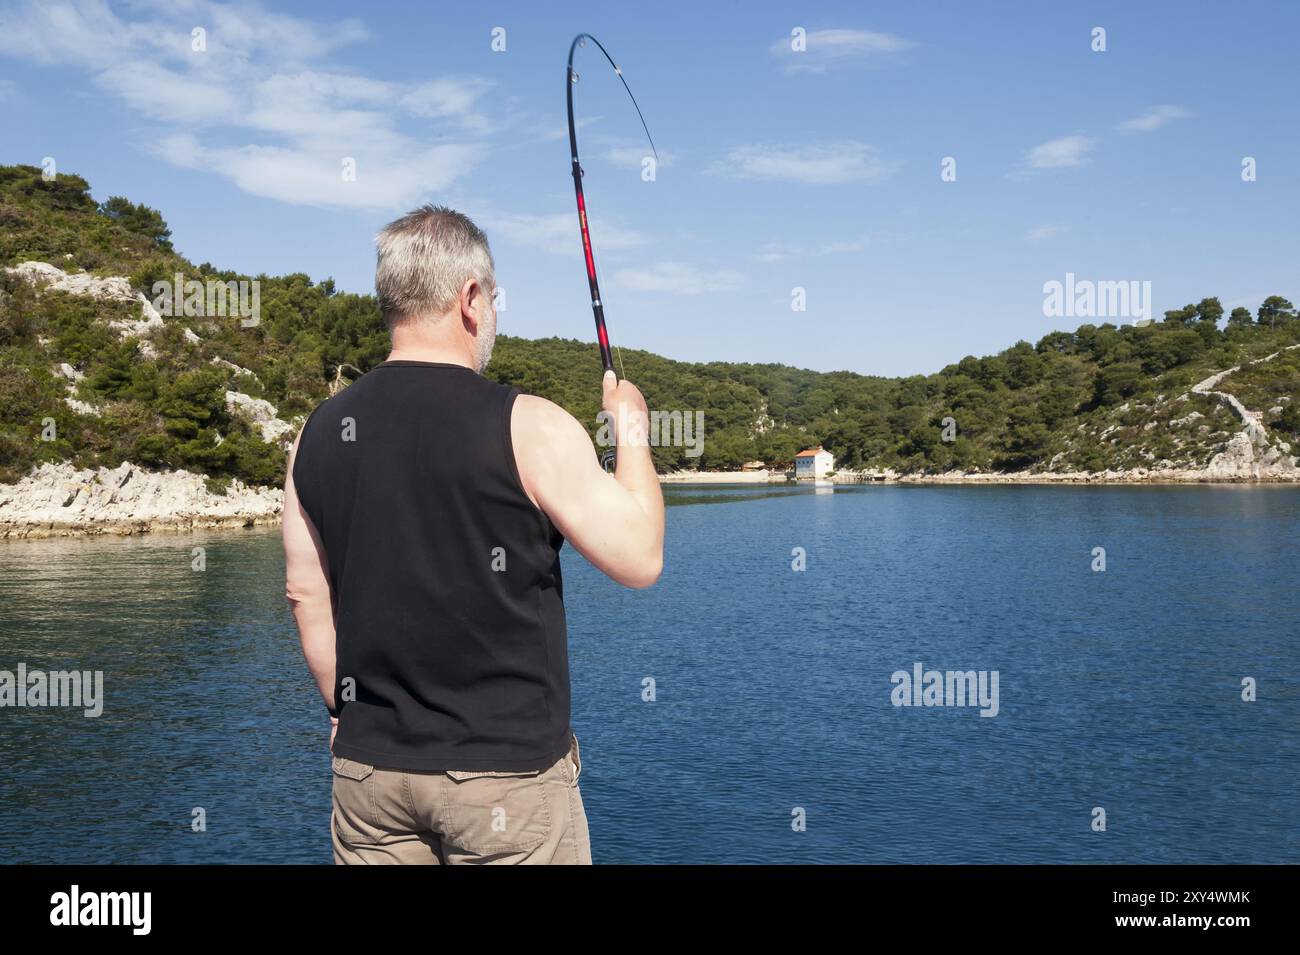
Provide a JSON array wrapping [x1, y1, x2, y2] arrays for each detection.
[[566, 32, 658, 379]]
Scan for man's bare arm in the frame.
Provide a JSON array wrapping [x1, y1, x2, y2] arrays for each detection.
[[282, 431, 337, 710], [512, 372, 664, 589]]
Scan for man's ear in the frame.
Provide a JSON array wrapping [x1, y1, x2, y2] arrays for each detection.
[[459, 277, 480, 334]]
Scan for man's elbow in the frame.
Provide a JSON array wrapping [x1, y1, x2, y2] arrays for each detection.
[[622, 550, 663, 590], [285, 577, 328, 608]]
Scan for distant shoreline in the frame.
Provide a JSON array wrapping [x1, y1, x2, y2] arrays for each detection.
[[660, 468, 1300, 486], [4, 462, 1299, 540], [660, 470, 784, 484]]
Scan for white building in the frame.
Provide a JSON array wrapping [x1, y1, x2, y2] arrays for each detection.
[[794, 446, 834, 481]]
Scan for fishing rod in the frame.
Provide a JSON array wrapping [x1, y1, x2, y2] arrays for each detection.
[[566, 33, 658, 379]]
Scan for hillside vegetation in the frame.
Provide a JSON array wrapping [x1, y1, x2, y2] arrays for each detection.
[[1, 163, 1297, 485]]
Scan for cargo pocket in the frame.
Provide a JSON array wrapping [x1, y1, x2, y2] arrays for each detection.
[[331, 756, 380, 845], [442, 767, 552, 855]]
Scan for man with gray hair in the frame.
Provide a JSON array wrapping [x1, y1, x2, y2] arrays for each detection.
[[282, 205, 664, 865]]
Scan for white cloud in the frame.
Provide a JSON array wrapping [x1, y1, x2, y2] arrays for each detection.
[[402, 78, 495, 121], [1117, 105, 1193, 133], [0, 0, 366, 69], [1027, 224, 1069, 242], [612, 262, 745, 295], [0, 0, 492, 210], [155, 134, 479, 209], [202, 1, 368, 64], [771, 28, 916, 73], [0, 79, 15, 100], [755, 237, 872, 262], [96, 59, 242, 124], [0, 0, 149, 69], [712, 142, 897, 185], [1023, 135, 1097, 170], [481, 212, 649, 255], [600, 145, 678, 171], [534, 114, 600, 143]]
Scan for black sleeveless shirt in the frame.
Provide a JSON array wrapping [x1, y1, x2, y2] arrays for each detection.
[[292, 360, 571, 771]]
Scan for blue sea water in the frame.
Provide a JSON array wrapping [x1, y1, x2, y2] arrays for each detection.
[[1, 485, 1297, 864]]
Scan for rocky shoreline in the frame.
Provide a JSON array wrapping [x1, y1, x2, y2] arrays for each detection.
[[3, 454, 1297, 541], [0, 462, 283, 539], [877, 468, 1300, 485], [662, 462, 1300, 486], [660, 469, 783, 484]]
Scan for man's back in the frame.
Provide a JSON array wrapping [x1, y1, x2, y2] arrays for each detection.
[[292, 360, 571, 772], [284, 204, 661, 863]]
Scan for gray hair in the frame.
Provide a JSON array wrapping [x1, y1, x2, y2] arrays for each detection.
[[375, 205, 495, 327]]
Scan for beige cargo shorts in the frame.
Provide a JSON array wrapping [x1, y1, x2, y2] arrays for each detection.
[[330, 731, 592, 865]]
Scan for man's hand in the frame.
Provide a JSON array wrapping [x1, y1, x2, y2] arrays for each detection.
[[602, 370, 649, 448], [329, 716, 339, 754]]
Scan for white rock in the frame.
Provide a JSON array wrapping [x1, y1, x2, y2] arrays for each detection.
[[6, 260, 135, 302], [211, 357, 260, 383], [3, 260, 164, 340], [64, 396, 99, 416], [0, 462, 283, 538], [225, 390, 296, 447]]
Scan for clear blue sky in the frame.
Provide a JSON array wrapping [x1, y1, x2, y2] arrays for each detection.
[[2, 0, 1297, 376]]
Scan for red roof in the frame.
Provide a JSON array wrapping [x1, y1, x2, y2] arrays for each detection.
[[795, 447, 825, 458]]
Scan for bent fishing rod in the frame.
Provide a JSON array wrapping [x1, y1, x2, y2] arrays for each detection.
[[566, 33, 658, 380]]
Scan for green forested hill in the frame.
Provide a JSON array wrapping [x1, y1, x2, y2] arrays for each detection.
[[1, 163, 1297, 485]]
